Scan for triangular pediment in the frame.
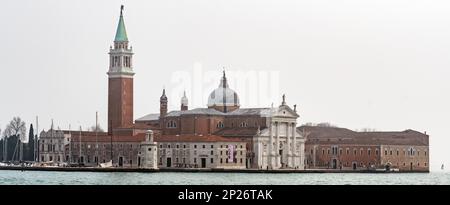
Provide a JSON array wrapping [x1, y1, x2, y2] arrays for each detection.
[[273, 105, 299, 118]]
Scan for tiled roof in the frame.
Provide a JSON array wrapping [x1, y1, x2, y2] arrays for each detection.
[[159, 107, 274, 118], [61, 130, 109, 136], [226, 108, 272, 117], [214, 127, 261, 137], [183, 108, 225, 115], [298, 126, 429, 146], [135, 113, 159, 121], [70, 134, 145, 143], [166, 110, 182, 117], [154, 134, 244, 142]]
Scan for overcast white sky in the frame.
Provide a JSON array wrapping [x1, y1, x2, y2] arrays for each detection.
[[1, 0, 449, 171]]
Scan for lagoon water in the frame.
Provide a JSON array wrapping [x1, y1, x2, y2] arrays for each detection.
[[1, 170, 450, 185]]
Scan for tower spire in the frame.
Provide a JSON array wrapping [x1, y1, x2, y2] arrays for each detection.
[[115, 5, 128, 42], [181, 90, 188, 111], [107, 5, 134, 133], [160, 88, 168, 116]]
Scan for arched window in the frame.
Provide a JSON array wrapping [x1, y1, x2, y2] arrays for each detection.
[[217, 121, 224, 128], [167, 120, 177, 128]]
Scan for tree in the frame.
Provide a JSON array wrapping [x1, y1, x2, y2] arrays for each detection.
[[88, 124, 104, 132], [4, 117, 27, 162], [24, 124, 35, 161], [5, 117, 27, 140]]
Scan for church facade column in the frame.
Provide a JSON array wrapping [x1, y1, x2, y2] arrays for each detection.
[[268, 121, 273, 169], [292, 122, 297, 168], [275, 121, 280, 168], [256, 137, 263, 169], [286, 122, 291, 168], [300, 142, 305, 170]]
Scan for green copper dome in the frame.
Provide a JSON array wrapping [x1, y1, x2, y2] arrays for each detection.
[[114, 7, 128, 42]]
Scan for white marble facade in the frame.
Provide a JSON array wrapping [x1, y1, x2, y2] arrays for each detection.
[[253, 103, 305, 170]]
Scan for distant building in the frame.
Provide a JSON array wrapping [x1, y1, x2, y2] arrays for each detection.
[[155, 134, 247, 169], [301, 126, 429, 172], [38, 127, 69, 164]]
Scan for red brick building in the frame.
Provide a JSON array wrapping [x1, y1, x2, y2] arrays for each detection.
[[38, 6, 428, 172], [38, 6, 306, 170], [301, 125, 429, 172]]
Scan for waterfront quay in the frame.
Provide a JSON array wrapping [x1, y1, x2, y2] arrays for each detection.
[[0, 166, 428, 173]]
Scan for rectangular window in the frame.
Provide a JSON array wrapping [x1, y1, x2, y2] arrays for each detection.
[[368, 150, 371, 155], [210, 158, 213, 164], [390, 150, 392, 155], [202, 145, 206, 149], [211, 145, 213, 148], [240, 158, 243, 163], [220, 158, 223, 164], [194, 158, 197, 163], [397, 150, 399, 156], [210, 150, 213, 155]]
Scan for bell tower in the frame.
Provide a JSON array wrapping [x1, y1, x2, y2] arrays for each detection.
[[108, 5, 134, 134], [160, 89, 168, 117]]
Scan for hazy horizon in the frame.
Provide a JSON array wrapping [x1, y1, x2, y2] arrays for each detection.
[[1, 0, 449, 171]]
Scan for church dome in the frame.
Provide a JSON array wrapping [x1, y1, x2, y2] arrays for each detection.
[[207, 71, 240, 107]]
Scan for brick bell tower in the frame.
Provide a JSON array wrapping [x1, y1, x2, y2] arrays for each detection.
[[108, 5, 134, 134]]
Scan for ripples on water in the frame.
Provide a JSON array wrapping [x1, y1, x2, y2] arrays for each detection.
[[0, 170, 449, 185]]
